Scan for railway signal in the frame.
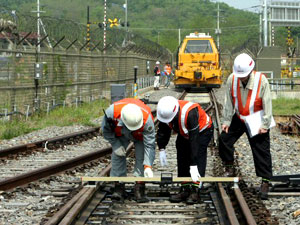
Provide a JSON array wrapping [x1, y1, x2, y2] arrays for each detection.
[[108, 18, 119, 28]]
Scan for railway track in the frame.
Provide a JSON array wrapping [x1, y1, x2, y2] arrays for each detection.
[[41, 89, 274, 225], [0, 88, 287, 224]]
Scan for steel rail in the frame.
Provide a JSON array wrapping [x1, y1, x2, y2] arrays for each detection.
[[210, 90, 240, 225], [0, 146, 112, 191], [0, 88, 183, 191], [210, 89, 222, 135], [0, 127, 100, 158], [209, 89, 257, 224], [45, 142, 134, 225], [218, 183, 240, 225], [0, 90, 185, 159], [43, 91, 189, 225], [45, 89, 259, 225], [233, 186, 257, 225]]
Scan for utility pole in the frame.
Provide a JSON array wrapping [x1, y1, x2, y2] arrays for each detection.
[[215, 1, 221, 50], [259, 11, 262, 47], [125, 0, 128, 42], [37, 0, 41, 53], [178, 28, 181, 46], [32, 0, 51, 49], [103, 0, 107, 50], [263, 0, 268, 47], [87, 6, 90, 51], [217, 2, 220, 49]]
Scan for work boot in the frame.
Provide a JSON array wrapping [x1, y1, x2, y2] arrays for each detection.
[[186, 186, 199, 204], [223, 161, 235, 177], [170, 185, 190, 203], [260, 181, 270, 200], [134, 182, 149, 203], [111, 182, 126, 201]]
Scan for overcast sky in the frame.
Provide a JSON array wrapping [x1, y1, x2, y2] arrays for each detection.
[[220, 0, 300, 12], [220, 0, 261, 11]]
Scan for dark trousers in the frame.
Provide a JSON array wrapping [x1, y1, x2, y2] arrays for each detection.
[[176, 126, 213, 177], [219, 114, 272, 179]]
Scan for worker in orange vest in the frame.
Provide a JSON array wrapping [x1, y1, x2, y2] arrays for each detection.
[[164, 62, 172, 88], [219, 53, 274, 200], [156, 96, 213, 204], [101, 98, 155, 202]]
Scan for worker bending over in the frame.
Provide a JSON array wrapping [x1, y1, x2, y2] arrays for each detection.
[[101, 98, 155, 202], [156, 96, 213, 204]]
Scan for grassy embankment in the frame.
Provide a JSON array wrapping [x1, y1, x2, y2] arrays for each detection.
[[0, 100, 109, 140], [0, 97, 299, 140], [272, 98, 300, 115]]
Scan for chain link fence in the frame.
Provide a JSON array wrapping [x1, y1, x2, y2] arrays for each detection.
[[0, 9, 171, 117], [0, 46, 166, 117]]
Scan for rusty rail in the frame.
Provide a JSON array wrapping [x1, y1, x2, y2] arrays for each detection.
[[45, 143, 134, 225], [0, 146, 112, 191], [234, 186, 257, 225], [277, 114, 300, 135]]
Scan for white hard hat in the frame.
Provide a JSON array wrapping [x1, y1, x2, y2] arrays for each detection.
[[121, 104, 143, 131], [156, 61, 160, 65], [157, 96, 179, 123], [233, 53, 255, 78]]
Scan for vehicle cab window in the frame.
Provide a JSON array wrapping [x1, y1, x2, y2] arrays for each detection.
[[184, 40, 213, 53]]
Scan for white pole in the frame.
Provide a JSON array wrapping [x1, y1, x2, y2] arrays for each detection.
[[259, 12, 262, 47], [178, 28, 181, 46], [125, 0, 128, 35], [217, 2, 220, 49], [103, 0, 107, 51], [37, 0, 40, 52], [263, 0, 268, 47]]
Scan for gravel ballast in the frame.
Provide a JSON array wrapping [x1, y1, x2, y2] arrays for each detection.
[[0, 84, 299, 224]]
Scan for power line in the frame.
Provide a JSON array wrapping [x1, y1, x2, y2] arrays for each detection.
[[127, 24, 258, 31]]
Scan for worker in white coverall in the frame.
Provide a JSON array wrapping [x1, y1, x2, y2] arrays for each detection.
[[154, 61, 161, 90]]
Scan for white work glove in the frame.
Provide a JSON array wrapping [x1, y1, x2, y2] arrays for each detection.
[[190, 165, 201, 182], [159, 149, 168, 166], [144, 166, 153, 178]]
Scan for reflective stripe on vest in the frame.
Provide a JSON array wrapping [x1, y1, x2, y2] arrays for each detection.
[[112, 98, 153, 140], [180, 102, 194, 134], [178, 101, 211, 138], [232, 72, 263, 121]]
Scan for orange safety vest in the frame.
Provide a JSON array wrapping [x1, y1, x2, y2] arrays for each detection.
[[231, 71, 264, 121], [166, 65, 172, 75], [170, 100, 212, 139], [113, 98, 153, 141]]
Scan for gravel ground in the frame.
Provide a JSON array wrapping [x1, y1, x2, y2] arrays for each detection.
[[0, 132, 111, 225], [0, 125, 93, 150], [0, 83, 299, 224]]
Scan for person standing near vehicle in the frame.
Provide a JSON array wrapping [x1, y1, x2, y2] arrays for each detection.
[[164, 62, 172, 88], [154, 61, 161, 90], [156, 96, 213, 204], [219, 53, 273, 200], [101, 98, 155, 202]]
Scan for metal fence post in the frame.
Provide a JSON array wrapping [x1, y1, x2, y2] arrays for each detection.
[[47, 102, 50, 115], [25, 105, 30, 121]]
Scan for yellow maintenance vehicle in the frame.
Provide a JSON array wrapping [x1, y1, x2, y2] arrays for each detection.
[[174, 32, 222, 90]]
